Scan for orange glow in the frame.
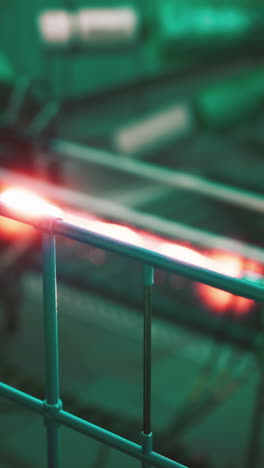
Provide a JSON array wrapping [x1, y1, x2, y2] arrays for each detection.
[[0, 217, 33, 239], [196, 251, 260, 315], [1, 188, 62, 220]]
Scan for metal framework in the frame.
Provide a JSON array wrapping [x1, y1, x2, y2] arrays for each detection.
[[1, 206, 264, 468]]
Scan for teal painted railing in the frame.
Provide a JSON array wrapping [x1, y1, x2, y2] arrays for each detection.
[[1, 206, 264, 468]]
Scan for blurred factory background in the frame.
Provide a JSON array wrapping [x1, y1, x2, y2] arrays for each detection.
[[1, 1, 264, 467]]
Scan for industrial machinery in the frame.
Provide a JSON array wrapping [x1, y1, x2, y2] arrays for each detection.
[[1, 1, 264, 467]]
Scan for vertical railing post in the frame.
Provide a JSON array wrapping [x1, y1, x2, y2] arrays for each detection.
[[246, 308, 264, 468], [42, 232, 62, 468], [142, 264, 154, 468]]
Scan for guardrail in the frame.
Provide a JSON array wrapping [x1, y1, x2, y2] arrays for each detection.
[[1, 203, 264, 468]]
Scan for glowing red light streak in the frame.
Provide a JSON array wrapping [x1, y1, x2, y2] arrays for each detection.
[[0, 187, 261, 315], [196, 251, 261, 315]]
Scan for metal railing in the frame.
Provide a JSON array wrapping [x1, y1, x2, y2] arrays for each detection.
[[1, 205, 264, 468]]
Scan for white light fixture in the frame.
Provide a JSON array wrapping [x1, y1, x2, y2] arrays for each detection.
[[114, 104, 192, 156], [77, 8, 139, 44], [38, 10, 74, 45]]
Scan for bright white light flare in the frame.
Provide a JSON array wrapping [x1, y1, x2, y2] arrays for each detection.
[[1, 188, 62, 219], [66, 212, 143, 246], [159, 242, 214, 269]]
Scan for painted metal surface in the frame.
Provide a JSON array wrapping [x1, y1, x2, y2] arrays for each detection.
[[0, 206, 264, 467]]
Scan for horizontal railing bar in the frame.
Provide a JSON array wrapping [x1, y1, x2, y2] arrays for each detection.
[[0, 168, 264, 263], [0, 383, 43, 414], [0, 384, 186, 468], [57, 410, 186, 468], [54, 220, 264, 302], [52, 139, 264, 214], [0, 206, 263, 302]]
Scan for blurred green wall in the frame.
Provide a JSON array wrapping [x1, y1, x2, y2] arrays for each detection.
[[0, 0, 263, 99]]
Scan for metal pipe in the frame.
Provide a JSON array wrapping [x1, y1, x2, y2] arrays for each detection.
[[57, 410, 186, 468], [52, 139, 264, 214], [4, 77, 31, 126], [53, 219, 264, 302], [0, 168, 264, 263], [0, 203, 263, 302], [27, 102, 60, 137], [42, 234, 60, 403], [142, 265, 154, 468], [246, 368, 264, 468], [246, 310, 264, 468], [143, 265, 154, 436], [0, 383, 43, 414], [143, 272, 153, 435], [42, 234, 61, 468]]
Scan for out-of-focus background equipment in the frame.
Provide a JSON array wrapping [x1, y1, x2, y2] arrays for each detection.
[[1, 1, 264, 467]]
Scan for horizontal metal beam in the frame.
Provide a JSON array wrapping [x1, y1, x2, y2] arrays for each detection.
[[0, 383, 43, 414], [52, 139, 264, 213], [0, 168, 264, 263], [53, 219, 264, 302], [57, 410, 181, 468], [0, 383, 185, 468], [0, 204, 264, 302]]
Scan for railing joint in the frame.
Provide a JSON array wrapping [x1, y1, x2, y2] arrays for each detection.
[[141, 431, 153, 454], [43, 399, 63, 425], [35, 217, 62, 234]]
